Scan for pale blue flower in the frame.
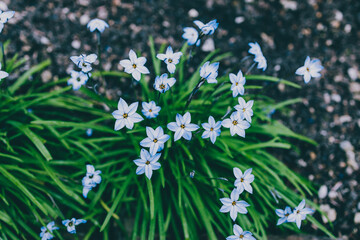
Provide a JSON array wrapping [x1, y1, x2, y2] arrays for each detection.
[[119, 49, 150, 81], [194, 19, 219, 35], [82, 165, 101, 198], [62, 218, 87, 234], [0, 63, 9, 82], [234, 97, 254, 123], [275, 206, 292, 226], [70, 54, 97, 73], [153, 73, 176, 93], [67, 70, 89, 90], [87, 18, 109, 33], [295, 56, 323, 83], [287, 199, 315, 229], [182, 27, 200, 46], [0, 10, 15, 33], [200, 61, 219, 83], [112, 98, 144, 130], [226, 224, 256, 240], [156, 46, 183, 74], [248, 42, 267, 71], [140, 126, 170, 155], [86, 128, 93, 137], [167, 112, 199, 141], [229, 70, 246, 97], [201, 116, 221, 144], [40, 221, 59, 240], [142, 101, 161, 119], [233, 168, 254, 194], [220, 189, 250, 221], [221, 112, 250, 137], [133, 149, 161, 179]]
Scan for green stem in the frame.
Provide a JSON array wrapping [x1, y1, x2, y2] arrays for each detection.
[[146, 178, 155, 220], [183, 78, 205, 113]]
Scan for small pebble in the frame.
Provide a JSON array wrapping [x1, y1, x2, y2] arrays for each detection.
[[318, 185, 328, 199], [355, 212, 360, 224], [201, 38, 215, 52], [188, 9, 199, 18], [235, 16, 245, 24], [348, 67, 358, 81]]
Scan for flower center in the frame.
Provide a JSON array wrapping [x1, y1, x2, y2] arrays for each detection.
[[180, 124, 185, 129], [168, 58, 173, 63], [306, 67, 310, 72], [88, 174, 93, 179], [296, 210, 300, 214], [132, 64, 137, 69], [235, 82, 239, 86], [242, 108, 246, 112], [240, 234, 244, 239], [232, 120, 238, 126], [68, 221, 73, 227], [232, 201, 236, 206], [285, 213, 289, 217], [149, 109, 152, 112], [240, 178, 244, 182], [123, 113, 128, 118], [145, 160, 150, 165], [153, 138, 158, 143], [210, 127, 214, 131], [159, 84, 166, 89], [82, 62, 87, 67]]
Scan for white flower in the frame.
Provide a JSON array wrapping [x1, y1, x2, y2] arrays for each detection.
[[200, 61, 219, 83], [201, 116, 221, 144], [234, 97, 254, 123], [182, 27, 200, 46], [287, 199, 315, 229], [248, 42, 267, 71], [119, 49, 150, 81], [82, 165, 101, 198], [153, 73, 176, 93], [67, 70, 89, 90], [40, 221, 59, 240], [295, 56, 324, 83], [220, 189, 250, 221], [229, 70, 246, 97], [140, 126, 170, 155], [87, 18, 109, 33], [193, 19, 219, 35], [233, 168, 254, 194], [275, 206, 292, 226], [112, 98, 144, 130], [62, 218, 87, 234], [0, 63, 9, 82], [133, 149, 161, 179], [226, 224, 256, 240], [0, 10, 15, 33], [70, 54, 97, 73], [156, 46, 183, 74], [167, 112, 200, 141], [222, 112, 251, 137], [142, 101, 161, 119]]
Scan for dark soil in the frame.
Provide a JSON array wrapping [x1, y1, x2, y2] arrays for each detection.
[[3, 0, 360, 239]]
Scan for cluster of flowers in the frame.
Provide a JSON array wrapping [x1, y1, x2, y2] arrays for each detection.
[[40, 218, 86, 240], [276, 199, 315, 229]]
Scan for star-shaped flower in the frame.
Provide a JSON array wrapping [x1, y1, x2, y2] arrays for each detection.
[[233, 168, 254, 194], [194, 19, 219, 35], [0, 63, 9, 82], [287, 199, 314, 229], [153, 73, 176, 93], [156, 46, 183, 74], [40, 221, 59, 240], [133, 149, 161, 179], [87, 18, 109, 33], [229, 70, 246, 97], [140, 126, 170, 155], [226, 224, 256, 240], [167, 112, 199, 141], [70, 54, 97, 73], [248, 42, 267, 71], [221, 112, 251, 137], [82, 165, 101, 198], [142, 101, 161, 119], [0, 10, 15, 33], [112, 98, 144, 130], [234, 97, 254, 123], [67, 70, 89, 90], [62, 218, 87, 234], [182, 27, 200, 46], [295, 56, 324, 83], [201, 116, 221, 144], [275, 206, 292, 226], [119, 49, 150, 81], [220, 189, 250, 221], [200, 61, 219, 83]]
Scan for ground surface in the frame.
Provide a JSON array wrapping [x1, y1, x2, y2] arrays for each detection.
[[3, 0, 360, 239]]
